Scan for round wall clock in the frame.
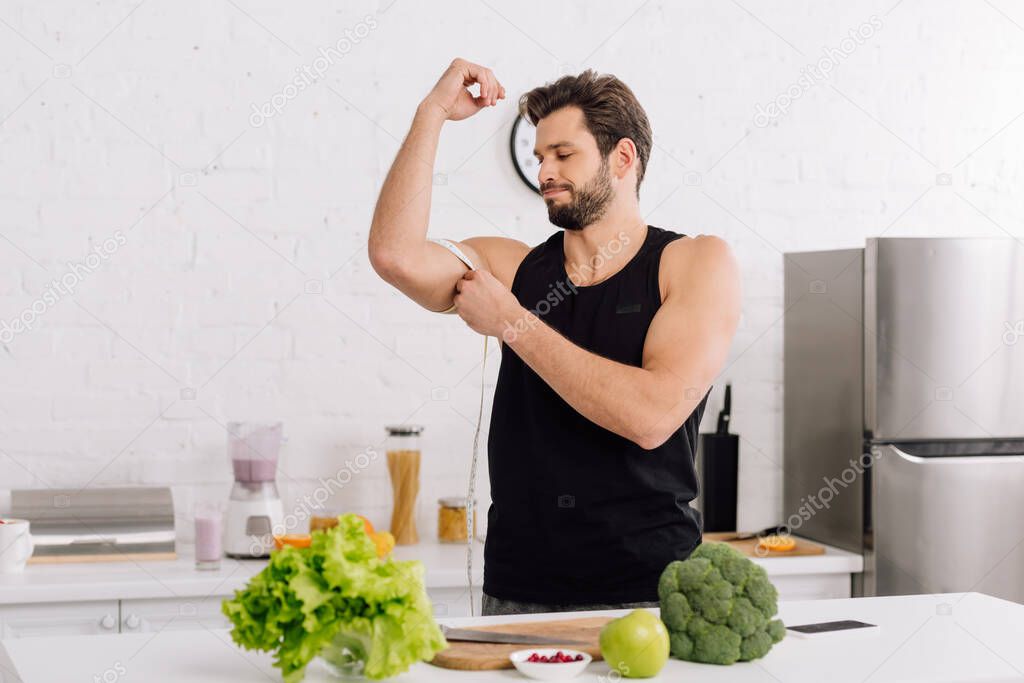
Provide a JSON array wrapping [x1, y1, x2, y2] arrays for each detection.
[[509, 114, 541, 194]]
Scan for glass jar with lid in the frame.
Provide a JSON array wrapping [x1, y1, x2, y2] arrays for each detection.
[[437, 497, 477, 543], [384, 425, 423, 545]]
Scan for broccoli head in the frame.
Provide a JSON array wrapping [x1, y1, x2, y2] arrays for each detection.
[[658, 542, 785, 665]]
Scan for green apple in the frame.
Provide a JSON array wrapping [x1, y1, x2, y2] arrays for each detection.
[[599, 608, 670, 678]]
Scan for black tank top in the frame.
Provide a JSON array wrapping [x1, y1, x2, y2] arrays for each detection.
[[483, 225, 707, 605]]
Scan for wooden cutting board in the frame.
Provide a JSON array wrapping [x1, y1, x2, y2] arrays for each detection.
[[704, 532, 825, 557], [430, 615, 612, 670]]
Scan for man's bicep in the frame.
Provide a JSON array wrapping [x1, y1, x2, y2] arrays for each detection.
[[643, 293, 734, 391], [377, 235, 528, 314], [419, 239, 488, 312], [642, 238, 741, 422], [461, 236, 531, 289], [415, 236, 529, 314]]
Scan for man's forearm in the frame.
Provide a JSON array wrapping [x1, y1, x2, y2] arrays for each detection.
[[367, 103, 445, 266], [502, 308, 674, 449]]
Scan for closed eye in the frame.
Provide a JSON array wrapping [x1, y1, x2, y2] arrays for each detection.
[[534, 153, 574, 162]]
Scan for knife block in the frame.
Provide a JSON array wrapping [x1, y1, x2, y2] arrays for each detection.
[[697, 432, 739, 532]]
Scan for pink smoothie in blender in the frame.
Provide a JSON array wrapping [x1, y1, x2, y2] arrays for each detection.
[[224, 421, 286, 558], [229, 422, 282, 482]]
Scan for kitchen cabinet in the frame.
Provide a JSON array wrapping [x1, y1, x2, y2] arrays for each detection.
[[0, 597, 232, 640], [119, 597, 231, 634], [0, 600, 120, 639]]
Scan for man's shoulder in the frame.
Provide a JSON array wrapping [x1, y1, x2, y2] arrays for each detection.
[[659, 233, 737, 301], [662, 233, 733, 272]]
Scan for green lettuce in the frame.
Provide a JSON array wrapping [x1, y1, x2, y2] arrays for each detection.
[[222, 514, 448, 681]]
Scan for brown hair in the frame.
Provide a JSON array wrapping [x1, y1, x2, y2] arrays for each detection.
[[518, 69, 652, 196]]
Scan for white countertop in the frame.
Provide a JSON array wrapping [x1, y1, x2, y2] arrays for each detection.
[[0, 540, 486, 605], [0, 537, 861, 606], [1, 592, 1020, 682]]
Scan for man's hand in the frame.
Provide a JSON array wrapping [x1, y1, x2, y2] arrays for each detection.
[[453, 269, 524, 337], [420, 58, 506, 122]]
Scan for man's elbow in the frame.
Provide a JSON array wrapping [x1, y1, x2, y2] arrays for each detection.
[[632, 426, 671, 451], [368, 246, 404, 284]]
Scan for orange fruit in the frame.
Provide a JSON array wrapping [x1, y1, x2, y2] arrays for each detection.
[[371, 531, 395, 558], [273, 534, 312, 550], [355, 514, 375, 536], [757, 534, 796, 552]]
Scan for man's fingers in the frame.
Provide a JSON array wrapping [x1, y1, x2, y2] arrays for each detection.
[[480, 72, 494, 106], [487, 72, 501, 106], [466, 63, 489, 101], [461, 60, 483, 85], [458, 61, 503, 107]]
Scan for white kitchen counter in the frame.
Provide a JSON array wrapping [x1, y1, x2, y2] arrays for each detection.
[[1, 592, 1019, 682], [0, 537, 861, 606], [0, 539, 485, 606]]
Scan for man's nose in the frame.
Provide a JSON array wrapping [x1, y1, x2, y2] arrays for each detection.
[[538, 160, 559, 188]]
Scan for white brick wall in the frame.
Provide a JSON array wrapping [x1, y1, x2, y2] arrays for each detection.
[[2, 0, 1023, 541]]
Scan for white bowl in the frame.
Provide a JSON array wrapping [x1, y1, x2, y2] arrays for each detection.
[[509, 648, 592, 681]]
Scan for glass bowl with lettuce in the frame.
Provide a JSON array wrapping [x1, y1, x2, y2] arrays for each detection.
[[222, 514, 447, 681]]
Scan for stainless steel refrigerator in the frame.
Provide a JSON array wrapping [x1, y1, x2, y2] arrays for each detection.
[[784, 237, 1024, 601]]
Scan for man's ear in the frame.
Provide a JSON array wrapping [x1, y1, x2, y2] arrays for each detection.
[[614, 137, 638, 181]]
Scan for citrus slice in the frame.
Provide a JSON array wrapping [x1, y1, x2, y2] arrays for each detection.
[[757, 534, 796, 552], [355, 514, 375, 536], [273, 534, 312, 550], [372, 531, 395, 557]]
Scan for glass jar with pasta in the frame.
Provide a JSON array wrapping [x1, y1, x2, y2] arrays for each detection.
[[384, 425, 423, 545]]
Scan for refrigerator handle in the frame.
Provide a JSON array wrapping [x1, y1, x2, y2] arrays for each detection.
[[874, 443, 1024, 465]]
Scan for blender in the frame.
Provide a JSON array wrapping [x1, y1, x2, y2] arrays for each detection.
[[223, 421, 285, 558]]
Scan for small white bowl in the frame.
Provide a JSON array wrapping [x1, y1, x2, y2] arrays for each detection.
[[509, 648, 592, 681]]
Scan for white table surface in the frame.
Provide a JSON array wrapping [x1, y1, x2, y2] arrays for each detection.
[[0, 537, 860, 605], [2, 592, 1020, 683]]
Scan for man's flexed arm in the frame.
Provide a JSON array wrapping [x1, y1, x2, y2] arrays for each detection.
[[367, 58, 506, 312]]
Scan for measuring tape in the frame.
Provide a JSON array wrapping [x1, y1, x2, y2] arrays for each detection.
[[428, 238, 488, 616]]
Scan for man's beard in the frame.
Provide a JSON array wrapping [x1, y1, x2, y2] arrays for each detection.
[[544, 160, 614, 232]]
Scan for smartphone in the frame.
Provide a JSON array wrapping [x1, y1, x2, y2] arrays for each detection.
[[786, 620, 879, 639]]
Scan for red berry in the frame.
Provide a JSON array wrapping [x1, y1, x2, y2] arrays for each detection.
[[575, 654, 583, 661]]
